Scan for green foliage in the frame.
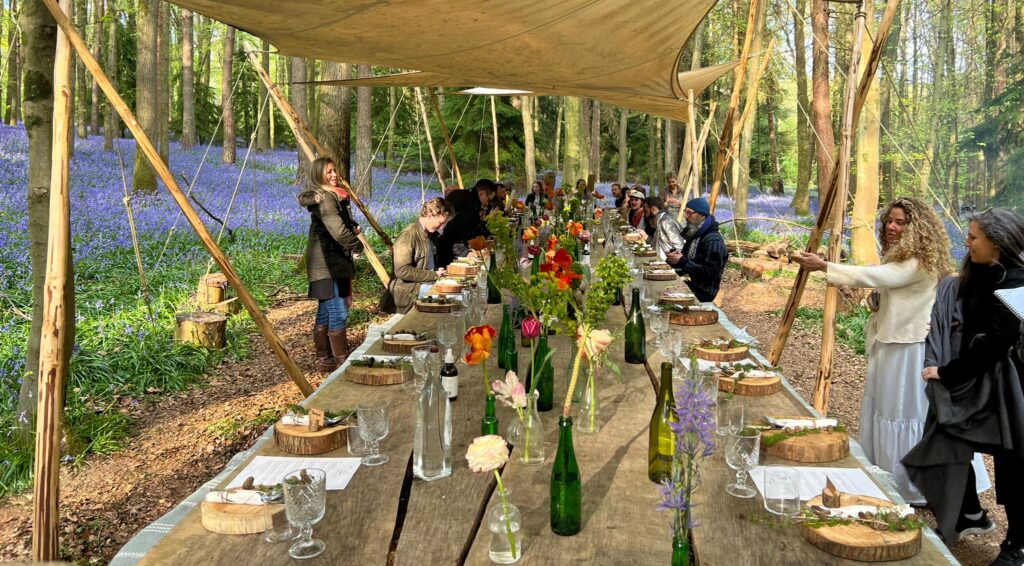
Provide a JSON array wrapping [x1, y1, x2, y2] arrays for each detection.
[[790, 305, 871, 355]]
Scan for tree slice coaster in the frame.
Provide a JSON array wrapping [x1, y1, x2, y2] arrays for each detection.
[[274, 422, 347, 455], [643, 272, 677, 281], [200, 501, 284, 534], [717, 375, 781, 396], [383, 338, 430, 354], [416, 301, 454, 314], [801, 494, 922, 562], [345, 365, 409, 386], [447, 263, 480, 276], [668, 310, 718, 326], [434, 282, 465, 294], [659, 295, 697, 307], [763, 430, 850, 462], [695, 344, 749, 362], [174, 312, 227, 349]]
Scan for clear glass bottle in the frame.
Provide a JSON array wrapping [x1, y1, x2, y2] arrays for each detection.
[[577, 374, 600, 434], [488, 498, 522, 564], [519, 391, 545, 464], [413, 362, 452, 481]]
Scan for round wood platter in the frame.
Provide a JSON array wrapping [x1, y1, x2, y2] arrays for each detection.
[[717, 375, 781, 396], [695, 344, 749, 362], [801, 494, 921, 562], [447, 264, 480, 276], [274, 422, 347, 455], [415, 301, 454, 314], [383, 338, 430, 354], [763, 429, 850, 462], [659, 295, 697, 307], [345, 365, 408, 386], [668, 310, 718, 326], [643, 272, 677, 281], [633, 249, 657, 258], [200, 500, 284, 534], [434, 282, 465, 294]]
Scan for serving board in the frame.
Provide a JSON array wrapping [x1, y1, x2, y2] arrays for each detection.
[[415, 301, 455, 314], [668, 310, 718, 326], [434, 282, 465, 294], [383, 338, 431, 354], [447, 264, 480, 276], [695, 344, 749, 362], [717, 375, 781, 396], [643, 272, 677, 281], [273, 422, 347, 455], [801, 494, 921, 562], [200, 501, 284, 534], [345, 364, 408, 386], [763, 429, 850, 462], [659, 294, 697, 307]]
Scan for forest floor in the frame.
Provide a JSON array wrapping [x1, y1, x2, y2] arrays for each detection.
[[0, 268, 1003, 565]]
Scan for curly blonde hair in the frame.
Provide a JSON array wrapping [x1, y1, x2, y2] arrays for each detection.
[[877, 197, 953, 279]]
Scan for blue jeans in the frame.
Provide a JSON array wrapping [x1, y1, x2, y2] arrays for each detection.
[[315, 280, 349, 331]]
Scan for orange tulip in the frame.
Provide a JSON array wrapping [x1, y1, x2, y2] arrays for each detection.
[[567, 221, 584, 237], [464, 349, 490, 365], [522, 226, 539, 242], [464, 325, 497, 365], [468, 235, 489, 251], [594, 208, 605, 220]]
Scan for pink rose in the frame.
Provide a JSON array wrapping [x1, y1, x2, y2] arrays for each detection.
[[465, 435, 509, 473], [578, 327, 613, 360], [521, 316, 541, 339]]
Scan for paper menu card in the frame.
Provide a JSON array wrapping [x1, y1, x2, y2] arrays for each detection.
[[225, 456, 361, 491], [750, 466, 890, 502]]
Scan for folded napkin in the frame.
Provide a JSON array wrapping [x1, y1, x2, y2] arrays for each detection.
[[765, 416, 837, 430], [814, 503, 914, 519], [383, 333, 418, 341], [280, 414, 309, 426], [205, 489, 265, 505]]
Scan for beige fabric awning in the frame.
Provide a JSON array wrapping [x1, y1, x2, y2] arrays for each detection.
[[169, 0, 734, 120]]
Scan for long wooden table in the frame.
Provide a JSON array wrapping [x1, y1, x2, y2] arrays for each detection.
[[121, 262, 957, 565]]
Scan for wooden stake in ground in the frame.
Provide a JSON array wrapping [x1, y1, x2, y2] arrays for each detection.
[[33, 1, 72, 559], [768, 0, 901, 368], [686, 90, 699, 199], [42, 0, 314, 400], [430, 89, 465, 189], [812, 5, 867, 415], [677, 101, 718, 223]]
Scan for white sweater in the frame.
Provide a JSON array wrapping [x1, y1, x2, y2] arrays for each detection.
[[826, 258, 938, 345]]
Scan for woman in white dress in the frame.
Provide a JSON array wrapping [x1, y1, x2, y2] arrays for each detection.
[[792, 197, 987, 505]]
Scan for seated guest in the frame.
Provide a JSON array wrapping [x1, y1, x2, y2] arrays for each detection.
[[381, 198, 454, 313], [611, 183, 625, 208], [438, 186, 483, 267], [626, 188, 647, 231], [495, 183, 509, 211], [525, 181, 544, 209], [646, 196, 685, 261], [475, 178, 501, 219], [666, 197, 728, 302]]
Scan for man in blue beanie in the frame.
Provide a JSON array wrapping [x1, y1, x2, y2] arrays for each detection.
[[666, 197, 729, 302]]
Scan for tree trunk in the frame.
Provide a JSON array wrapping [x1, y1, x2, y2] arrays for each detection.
[[554, 97, 563, 171], [355, 64, 373, 196], [318, 62, 353, 176], [222, 25, 236, 164], [791, 0, 813, 214], [198, 15, 211, 91], [852, 0, 882, 266], [679, 20, 705, 181], [735, 0, 766, 236], [767, 82, 784, 196], [647, 116, 658, 186], [580, 97, 592, 180], [290, 57, 310, 183], [810, 0, 836, 198], [181, 8, 196, 149], [918, 0, 951, 196], [516, 95, 537, 187], [5, 0, 20, 125], [256, 40, 270, 151], [386, 86, 396, 168], [103, 0, 117, 150], [75, 0, 87, 139], [618, 107, 628, 184], [132, 0, 158, 192], [561, 97, 585, 184], [337, 64, 353, 183], [89, 0, 103, 137], [590, 100, 601, 182], [18, 0, 76, 448], [879, 1, 900, 204], [157, 1, 169, 163]]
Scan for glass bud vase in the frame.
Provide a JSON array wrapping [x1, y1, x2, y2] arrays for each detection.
[[488, 499, 522, 564], [519, 392, 545, 464], [550, 416, 582, 536], [576, 375, 600, 434], [672, 533, 690, 566]]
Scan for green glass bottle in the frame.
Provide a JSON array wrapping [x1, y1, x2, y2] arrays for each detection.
[[531, 252, 542, 277], [672, 534, 690, 566], [487, 251, 501, 304], [498, 304, 515, 370], [649, 361, 677, 483], [481, 393, 499, 435], [550, 416, 581, 535], [533, 334, 554, 412], [624, 287, 647, 364]]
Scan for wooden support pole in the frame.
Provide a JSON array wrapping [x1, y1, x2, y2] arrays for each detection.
[[768, 0, 900, 368], [490, 96, 500, 180], [686, 90, 699, 199], [33, 1, 72, 559], [812, 5, 866, 415], [413, 87, 445, 190], [242, 49, 394, 252], [429, 89, 465, 189], [42, 0, 315, 399]]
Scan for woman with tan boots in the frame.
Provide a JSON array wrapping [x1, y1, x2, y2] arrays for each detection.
[[299, 157, 363, 372]]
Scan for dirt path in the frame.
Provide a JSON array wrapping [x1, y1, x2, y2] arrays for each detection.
[[0, 271, 1005, 564]]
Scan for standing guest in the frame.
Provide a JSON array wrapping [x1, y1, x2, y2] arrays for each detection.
[[626, 188, 647, 231], [646, 196, 685, 261], [666, 197, 728, 302], [438, 185, 484, 267], [790, 197, 952, 506], [475, 178, 500, 219], [525, 181, 544, 209], [611, 183, 626, 209], [381, 198, 455, 314], [298, 157, 363, 372], [662, 173, 684, 216], [904, 208, 1024, 559]]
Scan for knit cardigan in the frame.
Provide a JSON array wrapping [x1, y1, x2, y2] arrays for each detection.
[[826, 258, 937, 345]]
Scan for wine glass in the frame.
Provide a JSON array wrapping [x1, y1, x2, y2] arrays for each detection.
[[357, 400, 390, 466], [282, 468, 327, 559], [659, 331, 680, 365], [649, 309, 668, 348], [725, 428, 760, 498], [405, 345, 431, 393], [715, 398, 744, 437]]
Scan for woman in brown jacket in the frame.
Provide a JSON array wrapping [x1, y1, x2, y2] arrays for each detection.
[[383, 198, 454, 313], [299, 157, 363, 372]]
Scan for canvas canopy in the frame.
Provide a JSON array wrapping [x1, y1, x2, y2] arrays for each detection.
[[169, 0, 736, 121]]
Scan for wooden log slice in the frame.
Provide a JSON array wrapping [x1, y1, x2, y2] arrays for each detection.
[[659, 295, 697, 307], [197, 273, 229, 305], [174, 312, 227, 349], [644, 272, 678, 281], [717, 375, 781, 396], [695, 344, 749, 362], [642, 262, 672, 271], [274, 422, 346, 455], [200, 501, 284, 534], [383, 338, 431, 354], [668, 310, 718, 326], [447, 264, 480, 276], [633, 249, 657, 258], [801, 494, 922, 562], [345, 365, 409, 386], [434, 282, 465, 294], [763, 429, 849, 462], [416, 301, 454, 314]]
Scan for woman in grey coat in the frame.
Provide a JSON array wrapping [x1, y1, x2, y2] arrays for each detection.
[[298, 157, 363, 372]]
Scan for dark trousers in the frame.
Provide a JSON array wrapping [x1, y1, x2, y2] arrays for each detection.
[[962, 447, 1024, 541]]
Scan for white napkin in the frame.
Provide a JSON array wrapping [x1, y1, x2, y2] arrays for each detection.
[[280, 414, 309, 426], [765, 417, 838, 430], [205, 489, 265, 505], [383, 333, 418, 341], [814, 503, 914, 519]]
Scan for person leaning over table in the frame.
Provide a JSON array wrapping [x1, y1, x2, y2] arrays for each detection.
[[437, 184, 484, 267], [626, 187, 648, 232], [666, 197, 728, 303], [646, 196, 685, 261], [790, 197, 952, 507], [380, 198, 455, 314], [298, 156, 364, 372], [903, 208, 1024, 564]]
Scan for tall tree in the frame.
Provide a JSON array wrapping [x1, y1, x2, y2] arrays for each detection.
[[590, 100, 601, 182], [337, 63, 353, 182], [766, 76, 784, 196], [75, 0, 87, 139], [562, 97, 586, 184], [386, 86, 396, 168], [4, 0, 20, 125], [318, 62, 353, 177], [256, 40, 270, 151], [791, 0, 813, 214], [290, 57, 310, 182], [851, 0, 882, 265], [810, 0, 836, 195], [103, 0, 117, 150], [131, 0, 158, 192], [89, 0, 103, 137], [222, 25, 236, 164], [354, 64, 373, 195], [919, 0, 952, 196], [735, 0, 766, 235], [197, 14, 211, 90], [180, 8, 196, 149], [515, 95, 537, 186], [157, 1, 169, 163], [618, 107, 628, 183]]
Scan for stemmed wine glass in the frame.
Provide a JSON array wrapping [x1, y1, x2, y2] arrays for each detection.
[[715, 398, 744, 437], [438, 316, 461, 360], [405, 345, 431, 393], [357, 400, 390, 466], [725, 427, 760, 498], [282, 468, 327, 559], [649, 309, 668, 348]]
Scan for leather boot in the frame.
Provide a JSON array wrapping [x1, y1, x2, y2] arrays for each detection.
[[328, 328, 350, 366], [313, 325, 337, 373]]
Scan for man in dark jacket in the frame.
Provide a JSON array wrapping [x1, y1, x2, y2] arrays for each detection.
[[666, 197, 728, 302], [437, 184, 485, 267]]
